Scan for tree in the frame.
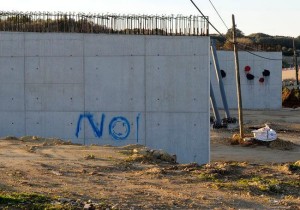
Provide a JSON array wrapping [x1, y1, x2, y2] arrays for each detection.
[[248, 33, 272, 44], [248, 33, 271, 38], [225, 27, 244, 39], [282, 59, 288, 68], [223, 37, 253, 50]]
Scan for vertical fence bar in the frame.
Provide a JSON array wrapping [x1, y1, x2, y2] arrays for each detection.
[[0, 11, 209, 36]]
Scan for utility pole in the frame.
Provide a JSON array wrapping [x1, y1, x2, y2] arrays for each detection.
[[293, 38, 299, 89], [232, 15, 244, 139]]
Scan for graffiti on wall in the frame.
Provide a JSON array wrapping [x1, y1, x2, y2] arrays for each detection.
[[75, 113, 141, 141]]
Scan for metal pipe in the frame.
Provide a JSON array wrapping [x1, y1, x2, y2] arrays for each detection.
[[211, 39, 231, 119], [210, 82, 222, 126]]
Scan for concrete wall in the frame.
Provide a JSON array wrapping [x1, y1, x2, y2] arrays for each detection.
[[0, 32, 210, 164], [211, 51, 282, 110]]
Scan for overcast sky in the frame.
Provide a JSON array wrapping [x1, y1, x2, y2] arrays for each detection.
[[0, 0, 299, 37]]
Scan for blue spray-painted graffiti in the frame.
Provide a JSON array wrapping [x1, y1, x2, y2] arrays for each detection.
[[109, 116, 130, 140], [76, 113, 105, 138], [76, 113, 141, 141], [136, 113, 141, 143]]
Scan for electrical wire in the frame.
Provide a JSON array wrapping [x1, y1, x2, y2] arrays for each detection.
[[208, 0, 229, 30], [190, 0, 223, 36], [189, 0, 282, 61], [244, 50, 282, 60]]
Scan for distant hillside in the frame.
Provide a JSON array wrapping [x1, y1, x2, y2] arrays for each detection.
[[211, 30, 300, 56]]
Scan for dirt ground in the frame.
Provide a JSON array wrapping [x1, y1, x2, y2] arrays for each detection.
[[0, 109, 299, 209]]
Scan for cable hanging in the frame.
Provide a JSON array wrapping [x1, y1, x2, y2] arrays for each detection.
[[208, 0, 229, 30], [189, 0, 282, 61], [190, 0, 223, 36]]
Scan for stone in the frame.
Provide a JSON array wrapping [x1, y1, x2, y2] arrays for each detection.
[[84, 203, 95, 210]]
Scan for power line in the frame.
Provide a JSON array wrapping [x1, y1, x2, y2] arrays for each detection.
[[244, 50, 282, 60], [189, 0, 282, 61], [189, 0, 223, 36], [208, 0, 229, 30]]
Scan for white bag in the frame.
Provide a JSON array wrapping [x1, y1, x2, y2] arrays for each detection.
[[252, 124, 277, 142]]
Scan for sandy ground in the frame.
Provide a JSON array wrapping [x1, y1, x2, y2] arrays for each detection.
[[211, 109, 300, 163], [0, 108, 299, 209], [282, 69, 300, 81]]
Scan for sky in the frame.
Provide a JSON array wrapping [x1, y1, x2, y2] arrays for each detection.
[[0, 0, 299, 37]]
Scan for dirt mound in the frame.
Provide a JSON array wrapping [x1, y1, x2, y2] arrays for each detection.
[[0, 136, 78, 146], [229, 134, 296, 150], [122, 147, 177, 164], [269, 139, 296, 150], [3, 136, 19, 140], [282, 87, 300, 108]]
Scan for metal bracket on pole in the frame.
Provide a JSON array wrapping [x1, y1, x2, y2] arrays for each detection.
[[210, 39, 236, 124]]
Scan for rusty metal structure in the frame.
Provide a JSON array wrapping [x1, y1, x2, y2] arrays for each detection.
[[0, 11, 209, 36]]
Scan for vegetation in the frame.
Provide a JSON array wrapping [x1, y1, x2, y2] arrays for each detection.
[[213, 28, 300, 56], [0, 192, 59, 209], [194, 162, 300, 196], [0, 192, 110, 209]]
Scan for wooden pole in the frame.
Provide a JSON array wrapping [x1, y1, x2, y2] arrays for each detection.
[[232, 14, 244, 138], [293, 38, 299, 89]]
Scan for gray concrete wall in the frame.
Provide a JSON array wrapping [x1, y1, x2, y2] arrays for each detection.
[[0, 32, 210, 164], [211, 51, 282, 110]]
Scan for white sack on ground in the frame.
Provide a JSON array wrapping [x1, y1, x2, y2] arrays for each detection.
[[252, 124, 277, 141]]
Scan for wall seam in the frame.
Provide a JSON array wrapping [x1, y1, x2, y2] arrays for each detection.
[[23, 33, 27, 136], [144, 36, 147, 146], [83, 34, 86, 145]]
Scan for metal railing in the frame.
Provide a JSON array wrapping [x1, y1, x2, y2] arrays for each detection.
[[0, 11, 209, 36]]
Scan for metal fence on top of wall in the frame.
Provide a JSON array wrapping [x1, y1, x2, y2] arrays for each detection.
[[0, 11, 209, 36]]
